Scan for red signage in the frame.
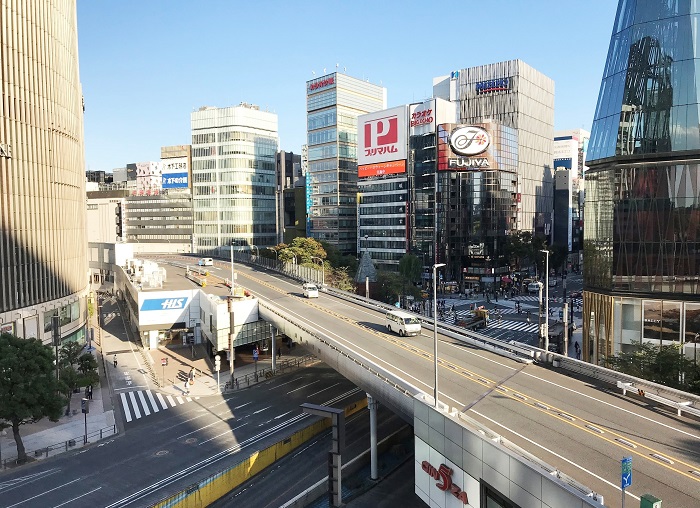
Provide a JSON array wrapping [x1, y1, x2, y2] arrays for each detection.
[[358, 160, 406, 178], [363, 115, 399, 157], [410, 108, 433, 128], [421, 461, 468, 504], [308, 76, 335, 91], [161, 358, 168, 366]]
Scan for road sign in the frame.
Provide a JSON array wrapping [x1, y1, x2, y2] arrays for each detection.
[[621, 456, 632, 489], [161, 358, 168, 366]]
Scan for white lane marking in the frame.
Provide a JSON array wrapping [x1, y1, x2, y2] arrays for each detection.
[[186, 397, 192, 402], [129, 392, 142, 419], [166, 395, 177, 407], [197, 422, 250, 445], [274, 410, 294, 420], [252, 406, 271, 415], [146, 390, 159, 413], [178, 418, 234, 440], [120, 393, 132, 422], [5, 477, 82, 507], [308, 382, 340, 398], [176, 396, 184, 404], [286, 380, 320, 394], [138, 391, 151, 416], [51, 486, 102, 507], [234, 402, 252, 409], [471, 409, 642, 502], [156, 392, 168, 409], [267, 377, 301, 390]]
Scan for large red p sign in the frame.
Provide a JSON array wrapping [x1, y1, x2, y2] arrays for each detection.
[[365, 116, 397, 147]]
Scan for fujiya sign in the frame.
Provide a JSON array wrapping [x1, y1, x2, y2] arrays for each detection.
[[450, 126, 490, 156], [421, 461, 469, 504]]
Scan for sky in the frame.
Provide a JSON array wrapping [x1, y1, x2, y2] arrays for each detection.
[[77, 1, 619, 172]]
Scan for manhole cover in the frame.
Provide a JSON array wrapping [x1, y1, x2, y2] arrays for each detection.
[[185, 438, 197, 444], [155, 450, 169, 457]]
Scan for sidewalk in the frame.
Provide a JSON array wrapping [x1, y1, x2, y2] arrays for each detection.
[[0, 296, 313, 471]]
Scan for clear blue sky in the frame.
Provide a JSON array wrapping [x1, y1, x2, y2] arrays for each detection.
[[77, 0, 619, 171]]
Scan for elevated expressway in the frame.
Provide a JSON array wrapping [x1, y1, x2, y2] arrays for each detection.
[[164, 257, 700, 506]]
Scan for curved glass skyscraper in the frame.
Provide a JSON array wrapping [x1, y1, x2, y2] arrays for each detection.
[[0, 1, 88, 344], [584, 1, 700, 363]]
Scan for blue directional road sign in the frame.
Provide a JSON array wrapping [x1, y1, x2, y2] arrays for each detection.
[[621, 456, 632, 489]]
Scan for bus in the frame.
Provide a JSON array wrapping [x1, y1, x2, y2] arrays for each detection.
[[386, 310, 422, 337]]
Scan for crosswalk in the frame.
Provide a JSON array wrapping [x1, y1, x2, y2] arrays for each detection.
[[513, 296, 583, 307], [119, 390, 199, 423], [445, 310, 539, 333]]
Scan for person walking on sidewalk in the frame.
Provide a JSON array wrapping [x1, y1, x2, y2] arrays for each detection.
[[113, 354, 118, 368]]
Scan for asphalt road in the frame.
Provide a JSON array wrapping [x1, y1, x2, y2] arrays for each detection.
[[192, 258, 700, 508], [0, 365, 365, 508]]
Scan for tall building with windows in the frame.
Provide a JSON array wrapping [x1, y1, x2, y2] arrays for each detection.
[[584, 1, 700, 364], [190, 104, 278, 254], [433, 60, 554, 285], [0, 1, 89, 345], [306, 72, 386, 254]]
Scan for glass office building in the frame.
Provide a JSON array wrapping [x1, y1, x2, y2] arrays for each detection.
[[306, 72, 386, 254], [191, 104, 278, 254], [584, 1, 700, 363]]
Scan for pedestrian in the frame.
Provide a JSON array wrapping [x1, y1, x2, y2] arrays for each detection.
[[113, 354, 118, 368], [277, 346, 281, 358], [88, 385, 93, 400], [188, 367, 195, 382], [184, 380, 190, 395]]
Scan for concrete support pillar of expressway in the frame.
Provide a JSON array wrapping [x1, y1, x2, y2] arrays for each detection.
[[367, 392, 378, 480], [228, 297, 235, 382], [270, 324, 277, 372]]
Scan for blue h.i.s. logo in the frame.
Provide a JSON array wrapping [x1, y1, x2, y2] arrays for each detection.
[[141, 298, 188, 311]]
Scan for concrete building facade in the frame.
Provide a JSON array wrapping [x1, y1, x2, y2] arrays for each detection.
[[0, 1, 88, 344]]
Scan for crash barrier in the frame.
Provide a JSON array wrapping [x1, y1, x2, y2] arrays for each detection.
[[521, 346, 700, 419], [185, 271, 206, 287], [148, 398, 368, 508], [0, 425, 118, 469]]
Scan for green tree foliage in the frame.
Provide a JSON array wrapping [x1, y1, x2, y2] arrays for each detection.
[[0, 333, 65, 464], [373, 271, 405, 305], [605, 341, 700, 394], [58, 342, 100, 415], [60, 341, 84, 369], [320, 241, 358, 274], [327, 266, 356, 292], [78, 353, 100, 387], [549, 243, 569, 273], [398, 254, 422, 286]]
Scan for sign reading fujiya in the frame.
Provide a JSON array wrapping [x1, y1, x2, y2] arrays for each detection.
[[475, 77, 510, 94], [308, 76, 335, 91], [448, 126, 491, 169], [410, 108, 433, 128], [421, 461, 469, 504]]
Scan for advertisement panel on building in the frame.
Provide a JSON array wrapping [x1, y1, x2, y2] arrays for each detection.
[[409, 99, 436, 137], [161, 156, 189, 189], [358, 160, 406, 178], [138, 290, 195, 327], [357, 106, 408, 168], [307, 75, 336, 93], [437, 123, 505, 172]]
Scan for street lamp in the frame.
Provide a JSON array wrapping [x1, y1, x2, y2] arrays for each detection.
[[311, 256, 325, 286], [540, 250, 550, 352], [230, 241, 236, 294], [432, 263, 446, 408]]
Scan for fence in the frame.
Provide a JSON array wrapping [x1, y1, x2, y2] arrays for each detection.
[[0, 424, 118, 469], [223, 354, 318, 391]]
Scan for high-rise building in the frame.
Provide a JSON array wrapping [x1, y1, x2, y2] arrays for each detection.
[[584, 1, 700, 364], [0, 1, 88, 344], [432, 60, 555, 285], [276, 150, 303, 245], [190, 103, 279, 254], [553, 129, 589, 269], [306, 72, 386, 254]]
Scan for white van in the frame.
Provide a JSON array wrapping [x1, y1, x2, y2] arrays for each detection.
[[386, 310, 421, 337], [198, 258, 213, 266], [302, 283, 319, 298], [527, 281, 542, 293]]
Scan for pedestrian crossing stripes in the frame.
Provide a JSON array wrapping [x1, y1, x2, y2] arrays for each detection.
[[444, 311, 539, 333], [119, 390, 199, 423]]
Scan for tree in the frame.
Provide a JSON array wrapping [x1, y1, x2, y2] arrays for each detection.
[[0, 333, 65, 464], [605, 341, 700, 394], [78, 353, 99, 387], [60, 341, 84, 369], [327, 266, 356, 292], [320, 241, 358, 274], [373, 271, 405, 305], [398, 254, 422, 286]]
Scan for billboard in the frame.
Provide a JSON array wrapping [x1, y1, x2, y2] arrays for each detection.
[[138, 290, 195, 327], [438, 123, 507, 172], [357, 105, 408, 167], [358, 160, 406, 178], [161, 156, 189, 189], [409, 99, 436, 137]]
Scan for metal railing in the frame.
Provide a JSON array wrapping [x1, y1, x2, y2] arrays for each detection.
[[0, 424, 118, 469], [222, 354, 317, 391]]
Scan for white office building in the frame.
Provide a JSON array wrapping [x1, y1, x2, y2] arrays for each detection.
[[191, 104, 279, 254]]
